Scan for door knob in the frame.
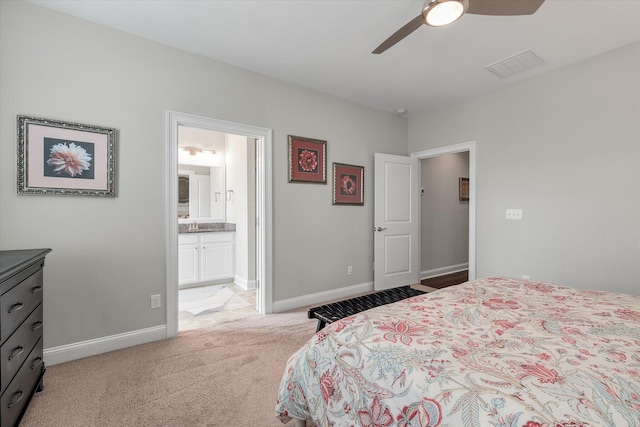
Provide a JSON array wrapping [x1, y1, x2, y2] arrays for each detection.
[[374, 227, 387, 232]]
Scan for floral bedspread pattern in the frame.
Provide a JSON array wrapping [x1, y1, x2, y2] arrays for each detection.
[[275, 277, 640, 427]]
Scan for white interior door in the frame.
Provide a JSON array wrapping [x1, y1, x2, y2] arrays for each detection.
[[374, 153, 420, 290]]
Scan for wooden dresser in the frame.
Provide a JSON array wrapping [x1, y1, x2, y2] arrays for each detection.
[[0, 249, 51, 427]]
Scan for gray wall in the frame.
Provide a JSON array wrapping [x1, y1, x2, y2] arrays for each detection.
[[0, 2, 407, 348], [409, 42, 640, 295], [421, 153, 469, 274]]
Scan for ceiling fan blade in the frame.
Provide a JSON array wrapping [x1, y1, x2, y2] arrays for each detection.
[[467, 0, 545, 16], [372, 14, 424, 54]]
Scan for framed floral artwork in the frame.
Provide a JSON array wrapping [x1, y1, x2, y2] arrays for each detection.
[[17, 116, 117, 196], [288, 135, 326, 184], [459, 177, 469, 202], [333, 163, 364, 205]]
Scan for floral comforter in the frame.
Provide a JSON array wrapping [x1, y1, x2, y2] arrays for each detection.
[[275, 277, 640, 427]]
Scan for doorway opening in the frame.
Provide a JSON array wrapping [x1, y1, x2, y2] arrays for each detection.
[[412, 141, 476, 281], [166, 111, 273, 338], [176, 126, 258, 331]]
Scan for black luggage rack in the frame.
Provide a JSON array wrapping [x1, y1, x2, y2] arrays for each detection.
[[307, 285, 425, 332]]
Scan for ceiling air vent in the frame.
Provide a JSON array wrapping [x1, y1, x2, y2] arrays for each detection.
[[484, 49, 544, 79]]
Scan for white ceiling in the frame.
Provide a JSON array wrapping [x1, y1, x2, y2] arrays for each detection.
[[30, 0, 640, 115], [178, 126, 226, 151]]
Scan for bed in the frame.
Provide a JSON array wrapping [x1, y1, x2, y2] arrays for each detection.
[[275, 277, 640, 427]]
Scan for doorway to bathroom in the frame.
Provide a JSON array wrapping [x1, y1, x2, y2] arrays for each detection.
[[166, 111, 273, 338], [176, 125, 258, 331]]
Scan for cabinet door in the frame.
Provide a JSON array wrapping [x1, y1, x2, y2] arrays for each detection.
[[178, 244, 200, 285], [201, 243, 234, 282]]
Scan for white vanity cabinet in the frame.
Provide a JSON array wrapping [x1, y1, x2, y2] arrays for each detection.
[[178, 235, 199, 285], [178, 232, 235, 287]]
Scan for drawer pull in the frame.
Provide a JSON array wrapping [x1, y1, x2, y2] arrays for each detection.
[[31, 285, 43, 293], [8, 346, 24, 361], [32, 321, 44, 331], [31, 357, 43, 369], [8, 302, 23, 313], [8, 390, 24, 408]]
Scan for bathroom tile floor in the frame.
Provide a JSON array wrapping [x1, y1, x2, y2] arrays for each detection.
[[179, 282, 258, 332]]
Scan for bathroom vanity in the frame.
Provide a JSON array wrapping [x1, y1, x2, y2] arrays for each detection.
[[178, 227, 235, 288]]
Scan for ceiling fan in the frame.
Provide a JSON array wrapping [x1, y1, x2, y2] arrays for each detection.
[[372, 0, 545, 54]]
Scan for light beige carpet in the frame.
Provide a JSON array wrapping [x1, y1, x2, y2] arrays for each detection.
[[20, 310, 317, 427]]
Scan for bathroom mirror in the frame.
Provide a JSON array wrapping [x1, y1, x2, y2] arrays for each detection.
[[178, 165, 225, 223]]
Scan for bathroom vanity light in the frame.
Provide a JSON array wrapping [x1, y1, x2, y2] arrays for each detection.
[[178, 146, 218, 166]]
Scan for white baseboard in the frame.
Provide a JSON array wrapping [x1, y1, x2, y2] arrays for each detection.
[[272, 281, 374, 313], [421, 263, 468, 280], [234, 275, 256, 290], [44, 325, 167, 366]]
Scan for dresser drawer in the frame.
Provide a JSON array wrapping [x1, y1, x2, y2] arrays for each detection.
[[1, 304, 43, 394], [0, 338, 44, 427], [0, 269, 43, 344]]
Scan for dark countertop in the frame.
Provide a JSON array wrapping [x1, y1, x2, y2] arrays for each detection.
[[178, 223, 236, 234]]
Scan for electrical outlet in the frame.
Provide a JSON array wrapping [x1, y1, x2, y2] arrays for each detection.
[[150, 294, 161, 309], [506, 209, 523, 220], [347, 266, 353, 275]]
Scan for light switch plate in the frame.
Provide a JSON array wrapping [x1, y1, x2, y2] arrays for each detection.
[[150, 294, 161, 309]]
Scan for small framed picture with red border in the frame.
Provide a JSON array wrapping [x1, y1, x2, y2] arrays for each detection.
[[288, 135, 326, 183], [333, 162, 364, 205]]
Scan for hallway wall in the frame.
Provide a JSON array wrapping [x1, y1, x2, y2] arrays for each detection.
[[420, 152, 469, 276]]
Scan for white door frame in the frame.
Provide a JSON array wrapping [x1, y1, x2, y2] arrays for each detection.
[[165, 111, 273, 338], [411, 141, 476, 280]]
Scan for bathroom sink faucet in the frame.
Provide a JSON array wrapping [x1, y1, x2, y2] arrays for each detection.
[[189, 220, 199, 231]]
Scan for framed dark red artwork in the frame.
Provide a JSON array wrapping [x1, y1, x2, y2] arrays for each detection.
[[288, 135, 326, 183], [332, 163, 364, 205]]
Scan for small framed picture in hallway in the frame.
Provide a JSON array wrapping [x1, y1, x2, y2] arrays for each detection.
[[459, 177, 469, 202], [332, 162, 364, 205]]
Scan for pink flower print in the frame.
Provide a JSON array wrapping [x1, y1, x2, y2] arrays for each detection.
[[316, 330, 329, 342], [607, 351, 627, 363], [377, 320, 426, 345], [340, 174, 356, 195], [486, 339, 507, 349], [298, 149, 317, 172], [521, 363, 564, 384], [396, 404, 419, 427], [358, 396, 393, 427], [614, 308, 640, 322], [554, 421, 591, 427], [319, 371, 334, 404], [452, 347, 468, 358], [47, 142, 92, 177], [527, 283, 556, 293], [494, 319, 517, 329], [420, 397, 442, 426], [332, 316, 358, 333], [482, 298, 520, 310]]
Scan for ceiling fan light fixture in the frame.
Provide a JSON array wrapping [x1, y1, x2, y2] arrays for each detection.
[[423, 0, 469, 27]]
